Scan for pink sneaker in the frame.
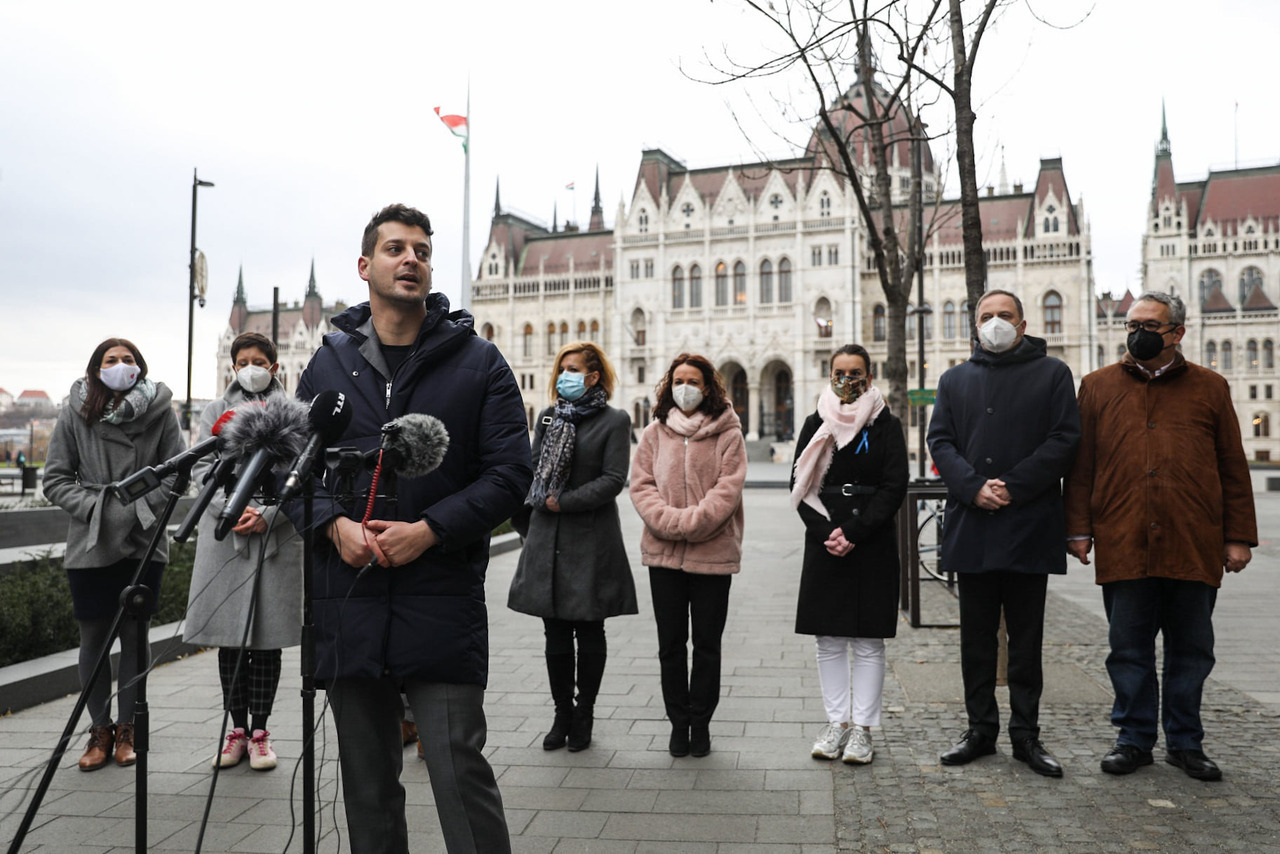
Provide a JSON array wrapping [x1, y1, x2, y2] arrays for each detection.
[[248, 729, 277, 771], [215, 728, 247, 768]]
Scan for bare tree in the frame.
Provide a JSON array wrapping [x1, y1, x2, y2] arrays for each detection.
[[702, 0, 949, 422]]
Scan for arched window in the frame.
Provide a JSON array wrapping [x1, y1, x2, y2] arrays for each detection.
[[481, 322, 494, 342], [906, 302, 916, 341], [778, 257, 792, 302], [920, 303, 933, 340], [733, 261, 747, 305], [819, 191, 831, 217], [576, 321, 587, 339], [559, 321, 569, 348], [814, 297, 833, 338], [1116, 343, 1127, 361], [1248, 339, 1259, 371], [960, 300, 970, 333], [715, 261, 728, 306], [689, 264, 703, 308], [637, 208, 649, 234], [1240, 266, 1265, 303], [943, 301, 957, 340], [1265, 339, 1275, 370], [1255, 413, 1271, 438], [523, 323, 533, 358], [527, 406, 535, 431], [1222, 340, 1234, 371], [545, 322, 556, 355], [1043, 290, 1063, 335], [759, 259, 773, 303], [1199, 268, 1224, 305], [671, 265, 684, 309], [590, 319, 600, 342], [630, 308, 646, 346], [1206, 340, 1217, 370], [1096, 344, 1104, 368], [873, 304, 886, 342]]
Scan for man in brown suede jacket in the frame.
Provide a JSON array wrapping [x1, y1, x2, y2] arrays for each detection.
[[1064, 291, 1256, 782]]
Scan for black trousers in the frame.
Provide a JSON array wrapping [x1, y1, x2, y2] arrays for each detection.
[[648, 567, 732, 730], [957, 571, 1048, 743]]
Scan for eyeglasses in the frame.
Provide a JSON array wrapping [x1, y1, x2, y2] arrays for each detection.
[[1124, 320, 1176, 334]]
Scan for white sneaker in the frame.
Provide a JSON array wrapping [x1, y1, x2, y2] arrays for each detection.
[[215, 728, 247, 769], [248, 729, 277, 771], [842, 728, 874, 764], [811, 723, 851, 760]]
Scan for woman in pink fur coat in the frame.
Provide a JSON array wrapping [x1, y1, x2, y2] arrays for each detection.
[[630, 354, 747, 758]]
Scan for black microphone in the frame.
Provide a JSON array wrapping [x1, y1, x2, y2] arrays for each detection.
[[378, 413, 450, 478], [173, 410, 241, 543], [279, 390, 353, 503], [214, 396, 311, 541]]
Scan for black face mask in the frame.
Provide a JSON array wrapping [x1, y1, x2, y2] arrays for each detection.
[[1127, 328, 1167, 361]]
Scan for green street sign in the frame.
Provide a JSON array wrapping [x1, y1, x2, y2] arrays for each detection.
[[908, 388, 936, 406]]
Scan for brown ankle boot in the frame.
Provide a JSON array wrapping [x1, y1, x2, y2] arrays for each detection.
[[78, 724, 115, 772], [114, 723, 137, 766]]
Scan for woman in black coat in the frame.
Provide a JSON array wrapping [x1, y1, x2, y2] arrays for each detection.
[[790, 344, 907, 766], [509, 341, 637, 752]]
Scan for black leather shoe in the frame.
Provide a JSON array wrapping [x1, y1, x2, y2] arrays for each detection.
[[1100, 743, 1154, 775], [1166, 749, 1222, 781], [939, 730, 997, 766], [690, 725, 711, 758], [1011, 737, 1063, 778], [669, 726, 690, 757]]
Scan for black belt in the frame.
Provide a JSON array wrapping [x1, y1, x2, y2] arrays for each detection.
[[820, 484, 876, 497]]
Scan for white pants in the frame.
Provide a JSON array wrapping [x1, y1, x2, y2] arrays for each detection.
[[815, 636, 886, 727]]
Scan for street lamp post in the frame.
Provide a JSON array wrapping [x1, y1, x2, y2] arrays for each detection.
[[186, 169, 214, 431]]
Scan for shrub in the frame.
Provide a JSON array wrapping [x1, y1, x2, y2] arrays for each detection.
[[0, 540, 196, 668]]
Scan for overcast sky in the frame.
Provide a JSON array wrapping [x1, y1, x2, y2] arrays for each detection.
[[2, 0, 1275, 403]]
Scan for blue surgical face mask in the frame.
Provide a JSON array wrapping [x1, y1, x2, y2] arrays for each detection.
[[556, 371, 587, 401]]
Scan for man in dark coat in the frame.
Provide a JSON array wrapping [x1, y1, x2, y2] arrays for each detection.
[[1064, 292, 1255, 781], [291, 204, 532, 854], [927, 289, 1080, 778]]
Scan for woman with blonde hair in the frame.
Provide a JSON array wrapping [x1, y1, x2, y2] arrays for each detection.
[[630, 354, 746, 758], [509, 341, 637, 751]]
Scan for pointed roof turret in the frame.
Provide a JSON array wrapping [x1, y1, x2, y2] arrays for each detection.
[[998, 146, 1009, 195], [303, 258, 323, 330], [552, 201, 558, 233], [494, 178, 502, 216], [1157, 99, 1171, 156], [588, 166, 605, 231], [229, 265, 249, 333], [235, 266, 246, 303], [306, 258, 318, 297]]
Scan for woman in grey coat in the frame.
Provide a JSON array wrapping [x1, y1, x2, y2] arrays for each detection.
[[44, 337, 185, 772], [185, 332, 301, 772], [509, 341, 637, 752]]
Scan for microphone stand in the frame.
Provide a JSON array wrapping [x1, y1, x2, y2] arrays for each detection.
[[7, 464, 193, 854], [301, 473, 318, 854]]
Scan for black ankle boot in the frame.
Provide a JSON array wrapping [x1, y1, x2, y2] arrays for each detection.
[[690, 725, 711, 757], [567, 705, 594, 752], [542, 711, 573, 750]]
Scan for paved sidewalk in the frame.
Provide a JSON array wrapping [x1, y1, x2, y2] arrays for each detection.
[[2, 479, 1278, 852]]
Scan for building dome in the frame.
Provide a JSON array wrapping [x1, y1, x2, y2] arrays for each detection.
[[806, 80, 935, 176]]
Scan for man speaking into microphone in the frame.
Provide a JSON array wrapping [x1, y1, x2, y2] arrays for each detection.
[[288, 204, 532, 854]]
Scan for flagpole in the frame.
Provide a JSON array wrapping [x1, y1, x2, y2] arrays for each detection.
[[461, 82, 472, 312]]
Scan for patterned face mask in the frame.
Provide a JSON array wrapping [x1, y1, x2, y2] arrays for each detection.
[[831, 375, 866, 404]]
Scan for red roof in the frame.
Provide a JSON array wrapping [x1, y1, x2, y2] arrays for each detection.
[[1243, 283, 1277, 311], [805, 81, 935, 175], [1030, 159, 1079, 237], [1202, 285, 1235, 314], [1198, 167, 1280, 229], [519, 231, 614, 277], [1152, 153, 1177, 213], [18, 390, 50, 400]]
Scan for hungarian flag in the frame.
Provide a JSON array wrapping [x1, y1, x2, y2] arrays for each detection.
[[565, 181, 575, 190], [434, 107, 468, 151]]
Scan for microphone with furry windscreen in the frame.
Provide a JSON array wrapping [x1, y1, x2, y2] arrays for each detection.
[[214, 395, 311, 541], [356, 414, 450, 521]]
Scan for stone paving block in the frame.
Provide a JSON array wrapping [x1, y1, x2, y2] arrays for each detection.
[[562, 767, 635, 790], [580, 788, 658, 813], [764, 769, 834, 792], [603, 812, 756, 843], [652, 789, 798, 815], [693, 769, 766, 791], [548, 839, 638, 853], [524, 808, 610, 839]]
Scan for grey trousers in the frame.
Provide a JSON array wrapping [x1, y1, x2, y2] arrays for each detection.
[[328, 677, 510, 854]]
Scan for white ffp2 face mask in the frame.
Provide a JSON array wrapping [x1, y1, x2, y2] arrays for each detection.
[[672, 384, 704, 413], [99, 362, 140, 392], [236, 364, 274, 394], [977, 317, 1018, 353]]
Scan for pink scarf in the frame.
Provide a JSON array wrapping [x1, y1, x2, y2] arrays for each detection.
[[790, 384, 885, 519]]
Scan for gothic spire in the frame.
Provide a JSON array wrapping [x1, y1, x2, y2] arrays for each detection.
[[1157, 99, 1171, 156], [234, 265, 246, 303], [306, 258, 318, 296], [494, 178, 502, 216], [588, 165, 605, 231]]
